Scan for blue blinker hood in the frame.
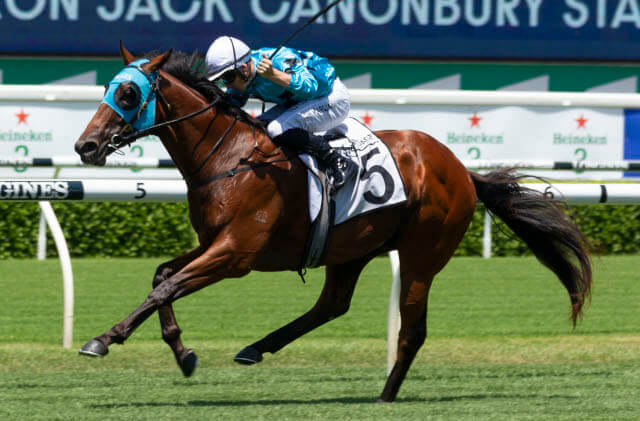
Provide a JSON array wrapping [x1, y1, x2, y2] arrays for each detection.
[[101, 59, 157, 131]]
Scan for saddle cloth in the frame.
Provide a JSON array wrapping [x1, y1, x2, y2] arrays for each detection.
[[299, 117, 407, 225]]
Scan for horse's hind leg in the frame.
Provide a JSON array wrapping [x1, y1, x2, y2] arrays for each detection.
[[379, 207, 474, 402], [378, 255, 432, 403], [234, 254, 374, 364]]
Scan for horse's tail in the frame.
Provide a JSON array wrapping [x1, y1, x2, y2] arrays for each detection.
[[469, 169, 592, 325]]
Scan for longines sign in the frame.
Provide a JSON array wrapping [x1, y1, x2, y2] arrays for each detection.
[[1, 0, 640, 59], [0, 181, 82, 200]]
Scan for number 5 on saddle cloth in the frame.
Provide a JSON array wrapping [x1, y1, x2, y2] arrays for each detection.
[[298, 117, 407, 268]]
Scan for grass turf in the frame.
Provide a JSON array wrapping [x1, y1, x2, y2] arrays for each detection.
[[0, 255, 638, 420]]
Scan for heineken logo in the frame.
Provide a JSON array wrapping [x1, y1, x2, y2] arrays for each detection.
[[447, 112, 503, 145], [553, 134, 607, 145], [447, 133, 504, 145], [0, 130, 53, 142], [15, 108, 29, 125], [0, 108, 53, 142], [469, 112, 482, 128], [553, 114, 608, 145], [576, 114, 588, 129]]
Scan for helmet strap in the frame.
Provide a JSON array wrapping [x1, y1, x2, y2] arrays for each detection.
[[228, 36, 250, 82]]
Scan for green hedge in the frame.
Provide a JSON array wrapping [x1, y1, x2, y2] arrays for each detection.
[[0, 202, 194, 259], [1, 202, 639, 258]]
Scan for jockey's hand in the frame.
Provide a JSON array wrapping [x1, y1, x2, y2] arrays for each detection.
[[256, 55, 275, 79]]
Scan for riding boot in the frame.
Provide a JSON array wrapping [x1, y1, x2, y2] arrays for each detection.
[[272, 128, 357, 191], [305, 133, 357, 191]]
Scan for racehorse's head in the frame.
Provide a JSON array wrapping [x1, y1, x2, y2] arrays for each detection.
[[75, 43, 172, 165]]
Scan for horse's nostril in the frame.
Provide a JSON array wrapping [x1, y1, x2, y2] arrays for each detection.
[[77, 141, 98, 155]]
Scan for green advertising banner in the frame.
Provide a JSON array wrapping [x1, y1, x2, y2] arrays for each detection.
[[1, 58, 639, 92]]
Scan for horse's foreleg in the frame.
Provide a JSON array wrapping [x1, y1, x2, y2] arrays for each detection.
[[153, 247, 205, 376], [79, 241, 248, 363], [158, 304, 198, 377], [234, 255, 372, 365]]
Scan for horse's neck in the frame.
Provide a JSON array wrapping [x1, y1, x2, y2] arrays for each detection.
[[157, 98, 269, 187]]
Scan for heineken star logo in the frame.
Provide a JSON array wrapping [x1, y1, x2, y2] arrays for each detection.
[[576, 114, 588, 129], [361, 111, 374, 126], [15, 108, 29, 125], [469, 112, 481, 128]]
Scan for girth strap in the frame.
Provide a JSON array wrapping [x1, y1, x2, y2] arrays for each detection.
[[187, 157, 290, 190]]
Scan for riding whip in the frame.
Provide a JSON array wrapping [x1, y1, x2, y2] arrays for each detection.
[[249, 0, 347, 110], [267, 0, 347, 60]]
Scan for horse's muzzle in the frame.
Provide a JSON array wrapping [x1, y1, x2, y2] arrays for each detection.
[[75, 138, 107, 166]]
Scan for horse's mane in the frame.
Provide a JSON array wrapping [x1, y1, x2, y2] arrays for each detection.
[[144, 50, 266, 131]]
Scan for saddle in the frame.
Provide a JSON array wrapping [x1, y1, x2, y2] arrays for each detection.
[[297, 118, 408, 270]]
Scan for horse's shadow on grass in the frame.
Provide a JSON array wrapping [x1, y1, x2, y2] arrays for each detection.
[[90, 393, 578, 408]]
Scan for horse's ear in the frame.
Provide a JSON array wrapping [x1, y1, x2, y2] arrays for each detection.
[[119, 41, 135, 65], [146, 49, 173, 73]]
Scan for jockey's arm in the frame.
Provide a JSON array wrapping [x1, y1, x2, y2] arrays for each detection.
[[257, 55, 319, 100], [256, 56, 291, 88]]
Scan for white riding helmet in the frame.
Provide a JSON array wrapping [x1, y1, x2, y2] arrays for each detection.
[[205, 36, 252, 81]]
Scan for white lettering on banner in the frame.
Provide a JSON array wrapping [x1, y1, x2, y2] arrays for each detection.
[[125, 0, 162, 22], [162, 0, 200, 22], [360, 0, 399, 25], [564, 0, 589, 28], [97, 0, 124, 21], [612, 0, 640, 28], [497, 0, 519, 27], [0, 0, 638, 30], [96, 0, 232, 23], [327, 0, 355, 23], [0, 181, 69, 199], [526, 0, 543, 26], [290, 0, 324, 23], [203, 0, 232, 22], [435, 0, 460, 26], [401, 0, 427, 25], [563, 0, 640, 28], [0, 0, 78, 20], [5, 0, 46, 20], [96, 0, 124, 22], [251, 0, 290, 23], [598, 0, 607, 27], [465, 0, 491, 27], [51, 0, 78, 20]]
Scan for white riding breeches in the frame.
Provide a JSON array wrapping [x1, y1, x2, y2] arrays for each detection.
[[260, 78, 351, 138]]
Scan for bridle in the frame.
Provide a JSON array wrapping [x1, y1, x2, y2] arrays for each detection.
[[106, 63, 288, 190], [107, 65, 217, 151]]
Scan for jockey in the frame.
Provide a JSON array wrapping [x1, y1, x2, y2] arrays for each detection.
[[205, 36, 357, 191]]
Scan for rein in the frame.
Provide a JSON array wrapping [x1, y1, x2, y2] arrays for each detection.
[[107, 67, 289, 190], [108, 80, 220, 149]]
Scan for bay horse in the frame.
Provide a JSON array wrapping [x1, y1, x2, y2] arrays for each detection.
[[74, 45, 592, 403]]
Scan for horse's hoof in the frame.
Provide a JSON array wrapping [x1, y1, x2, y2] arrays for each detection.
[[179, 349, 198, 377], [78, 339, 108, 357], [234, 346, 262, 365]]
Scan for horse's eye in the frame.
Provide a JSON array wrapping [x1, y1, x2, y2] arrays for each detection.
[[103, 84, 109, 94], [116, 83, 141, 111]]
